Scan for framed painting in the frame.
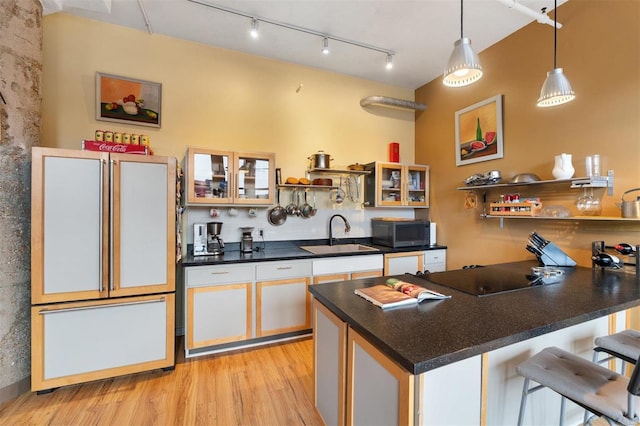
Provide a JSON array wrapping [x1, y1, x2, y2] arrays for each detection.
[[455, 94, 503, 166], [96, 72, 161, 128]]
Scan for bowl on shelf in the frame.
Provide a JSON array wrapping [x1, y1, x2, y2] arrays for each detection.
[[510, 173, 541, 184]]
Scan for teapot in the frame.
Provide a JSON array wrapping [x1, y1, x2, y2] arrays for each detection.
[[552, 153, 575, 180]]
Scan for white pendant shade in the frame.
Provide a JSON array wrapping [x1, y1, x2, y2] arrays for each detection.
[[443, 37, 483, 87], [537, 68, 575, 107]]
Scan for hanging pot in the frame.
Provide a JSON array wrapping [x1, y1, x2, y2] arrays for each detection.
[[309, 150, 332, 169], [268, 189, 287, 226], [615, 188, 640, 218]]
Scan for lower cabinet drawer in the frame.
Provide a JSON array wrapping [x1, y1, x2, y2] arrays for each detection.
[[32, 294, 174, 392], [256, 260, 311, 281], [424, 249, 446, 265], [313, 254, 383, 276], [185, 264, 255, 287]]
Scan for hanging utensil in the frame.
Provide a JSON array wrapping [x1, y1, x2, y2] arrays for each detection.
[[285, 188, 298, 216], [295, 189, 302, 216], [310, 191, 317, 216], [346, 175, 359, 203], [268, 189, 287, 226], [332, 176, 344, 205], [300, 190, 313, 218]]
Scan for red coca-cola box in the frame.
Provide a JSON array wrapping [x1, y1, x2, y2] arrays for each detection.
[[82, 140, 149, 155]]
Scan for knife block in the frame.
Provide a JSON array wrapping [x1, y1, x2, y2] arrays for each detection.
[[538, 243, 577, 267]]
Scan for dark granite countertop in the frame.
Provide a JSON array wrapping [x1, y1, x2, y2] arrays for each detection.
[[181, 238, 447, 266], [308, 260, 640, 375]]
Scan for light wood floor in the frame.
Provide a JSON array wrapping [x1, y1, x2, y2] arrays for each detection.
[[0, 337, 324, 426]]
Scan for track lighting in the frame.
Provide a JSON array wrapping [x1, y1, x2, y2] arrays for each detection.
[[536, 0, 574, 107], [321, 37, 330, 55], [385, 54, 393, 70], [443, 0, 483, 87], [249, 18, 259, 39], [189, 0, 395, 71]]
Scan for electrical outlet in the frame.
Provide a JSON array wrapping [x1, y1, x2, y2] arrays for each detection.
[[259, 229, 264, 237]]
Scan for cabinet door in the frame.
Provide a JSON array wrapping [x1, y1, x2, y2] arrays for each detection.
[[186, 283, 252, 349], [185, 147, 233, 204], [384, 252, 424, 275], [424, 249, 447, 272], [31, 148, 109, 304], [233, 151, 275, 205], [31, 293, 174, 392], [406, 165, 429, 207], [347, 328, 415, 426], [314, 273, 349, 285], [314, 300, 348, 426], [375, 162, 404, 207], [111, 154, 176, 297], [257, 277, 310, 336], [351, 270, 383, 279]]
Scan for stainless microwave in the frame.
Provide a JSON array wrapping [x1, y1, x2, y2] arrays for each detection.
[[371, 218, 429, 248]]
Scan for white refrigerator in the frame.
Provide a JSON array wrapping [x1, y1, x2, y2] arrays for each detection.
[[30, 147, 176, 393]]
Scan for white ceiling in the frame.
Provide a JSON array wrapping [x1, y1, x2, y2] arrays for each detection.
[[42, 0, 569, 89]]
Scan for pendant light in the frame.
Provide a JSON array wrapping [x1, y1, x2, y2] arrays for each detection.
[[537, 0, 575, 107], [443, 0, 483, 87]]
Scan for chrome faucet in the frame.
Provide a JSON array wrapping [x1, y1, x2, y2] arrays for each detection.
[[329, 214, 351, 246]]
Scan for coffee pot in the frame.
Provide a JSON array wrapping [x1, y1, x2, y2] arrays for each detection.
[[240, 227, 254, 254], [193, 222, 224, 256]]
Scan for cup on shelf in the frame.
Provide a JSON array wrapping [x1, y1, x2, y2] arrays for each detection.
[[592, 154, 601, 177]]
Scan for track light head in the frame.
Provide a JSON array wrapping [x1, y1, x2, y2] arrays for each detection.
[[250, 18, 259, 39], [321, 37, 330, 55], [385, 54, 393, 70]]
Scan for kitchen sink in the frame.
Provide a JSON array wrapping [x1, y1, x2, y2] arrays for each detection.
[[300, 244, 380, 255]]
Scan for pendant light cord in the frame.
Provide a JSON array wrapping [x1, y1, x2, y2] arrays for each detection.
[[460, 0, 464, 39], [553, 0, 557, 69]]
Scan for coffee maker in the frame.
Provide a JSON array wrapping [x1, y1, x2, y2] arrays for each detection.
[[193, 222, 224, 256], [240, 227, 254, 254]]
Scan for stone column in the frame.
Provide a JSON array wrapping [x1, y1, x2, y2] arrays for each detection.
[[0, 0, 42, 403]]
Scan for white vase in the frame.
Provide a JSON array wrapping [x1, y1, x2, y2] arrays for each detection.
[[552, 153, 575, 179]]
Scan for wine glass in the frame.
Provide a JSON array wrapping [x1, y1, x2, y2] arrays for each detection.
[[584, 188, 602, 216], [576, 187, 589, 214]]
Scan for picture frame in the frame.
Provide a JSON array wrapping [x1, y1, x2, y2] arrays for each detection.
[[455, 94, 503, 166], [96, 72, 162, 128]]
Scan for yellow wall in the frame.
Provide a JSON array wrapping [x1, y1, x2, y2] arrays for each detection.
[[416, 1, 640, 269], [41, 14, 415, 180]]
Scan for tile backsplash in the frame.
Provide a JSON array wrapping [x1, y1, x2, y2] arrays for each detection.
[[184, 204, 416, 244]]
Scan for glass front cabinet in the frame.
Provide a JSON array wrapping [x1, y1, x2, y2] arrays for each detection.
[[364, 161, 430, 208], [185, 147, 275, 206]]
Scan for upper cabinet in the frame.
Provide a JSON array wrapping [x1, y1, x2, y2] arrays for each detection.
[[363, 161, 430, 208], [184, 147, 275, 206]]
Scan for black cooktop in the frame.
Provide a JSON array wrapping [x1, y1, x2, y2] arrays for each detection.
[[416, 264, 561, 297]]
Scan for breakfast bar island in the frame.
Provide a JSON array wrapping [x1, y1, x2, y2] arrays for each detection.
[[308, 261, 640, 425]]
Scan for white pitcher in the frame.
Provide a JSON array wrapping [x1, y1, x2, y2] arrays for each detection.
[[552, 153, 575, 179]]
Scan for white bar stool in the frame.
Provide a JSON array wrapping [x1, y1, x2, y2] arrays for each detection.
[[593, 329, 640, 375], [516, 346, 640, 425]]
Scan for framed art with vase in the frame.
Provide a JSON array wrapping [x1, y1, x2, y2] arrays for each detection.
[[455, 94, 503, 166]]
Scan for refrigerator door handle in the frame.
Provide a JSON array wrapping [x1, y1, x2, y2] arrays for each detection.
[[99, 158, 105, 292], [37, 297, 167, 314], [109, 158, 115, 292]]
